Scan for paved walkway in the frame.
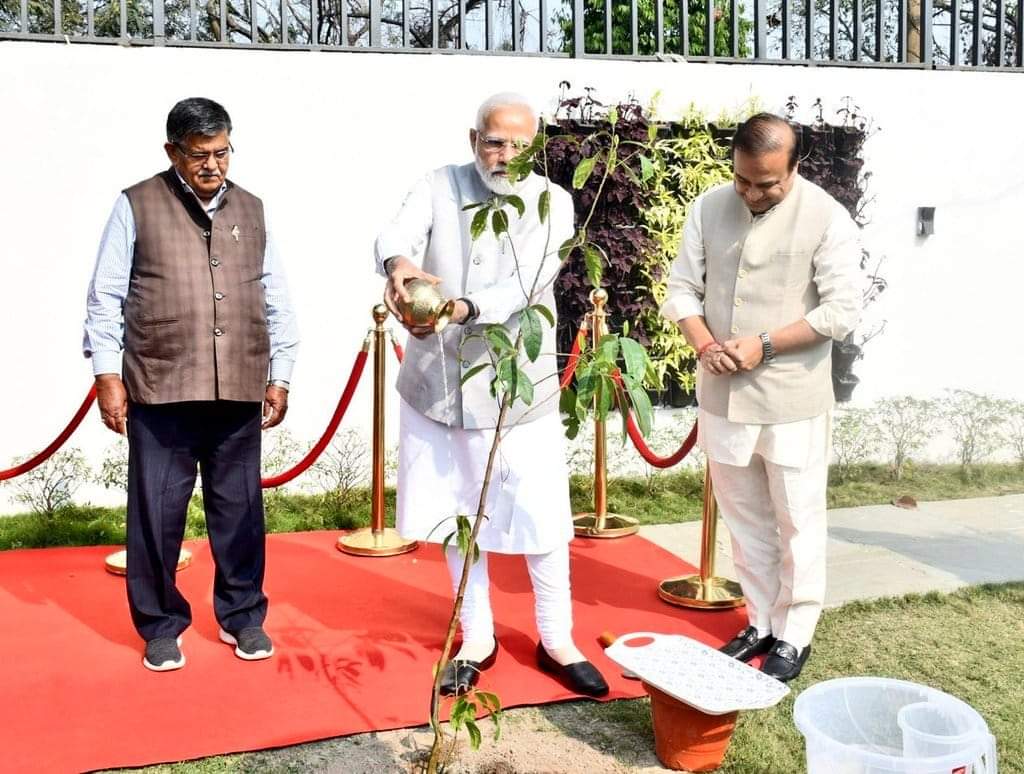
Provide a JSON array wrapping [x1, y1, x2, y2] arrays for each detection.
[[641, 493, 1024, 607]]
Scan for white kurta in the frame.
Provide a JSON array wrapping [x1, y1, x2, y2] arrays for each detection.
[[396, 398, 574, 555]]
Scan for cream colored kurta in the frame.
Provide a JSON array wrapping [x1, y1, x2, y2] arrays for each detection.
[[660, 178, 860, 648]]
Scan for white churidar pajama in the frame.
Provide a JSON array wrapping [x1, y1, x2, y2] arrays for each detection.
[[398, 398, 575, 648], [699, 408, 831, 650]]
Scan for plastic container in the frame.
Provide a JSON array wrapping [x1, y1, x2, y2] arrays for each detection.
[[644, 682, 737, 771], [794, 677, 997, 774]]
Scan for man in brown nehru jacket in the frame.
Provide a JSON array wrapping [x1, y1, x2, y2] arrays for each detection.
[[83, 98, 299, 671]]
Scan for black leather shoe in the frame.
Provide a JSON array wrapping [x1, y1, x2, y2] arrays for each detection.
[[536, 644, 609, 697], [760, 640, 811, 683], [439, 639, 498, 696], [719, 626, 776, 662]]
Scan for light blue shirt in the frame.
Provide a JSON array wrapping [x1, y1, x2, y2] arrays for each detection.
[[83, 175, 299, 383]]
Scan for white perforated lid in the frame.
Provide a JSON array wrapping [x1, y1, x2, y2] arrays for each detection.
[[604, 632, 791, 715]]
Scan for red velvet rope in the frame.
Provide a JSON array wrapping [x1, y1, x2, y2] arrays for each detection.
[[609, 369, 699, 469], [261, 349, 369, 489], [391, 338, 404, 363], [627, 414, 699, 469], [0, 386, 98, 481]]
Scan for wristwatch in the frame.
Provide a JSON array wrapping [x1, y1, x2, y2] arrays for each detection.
[[267, 379, 290, 392], [458, 297, 480, 324], [759, 332, 776, 363]]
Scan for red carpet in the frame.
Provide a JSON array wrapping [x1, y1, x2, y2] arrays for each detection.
[[0, 532, 747, 773]]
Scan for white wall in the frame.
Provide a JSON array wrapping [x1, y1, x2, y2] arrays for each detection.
[[2, 42, 1023, 513]]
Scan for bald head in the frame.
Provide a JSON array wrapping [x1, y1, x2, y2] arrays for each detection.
[[730, 113, 800, 214], [731, 113, 800, 171]]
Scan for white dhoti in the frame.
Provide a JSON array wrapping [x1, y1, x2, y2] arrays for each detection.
[[699, 408, 831, 650], [396, 398, 573, 555], [397, 398, 576, 652]]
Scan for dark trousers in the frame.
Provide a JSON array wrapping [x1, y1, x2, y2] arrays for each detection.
[[126, 400, 267, 641]]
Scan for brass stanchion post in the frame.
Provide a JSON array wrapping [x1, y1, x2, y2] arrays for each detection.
[[573, 289, 639, 539], [658, 469, 744, 608], [337, 305, 418, 557]]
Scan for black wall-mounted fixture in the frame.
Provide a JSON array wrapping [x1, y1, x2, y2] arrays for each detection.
[[917, 207, 936, 236]]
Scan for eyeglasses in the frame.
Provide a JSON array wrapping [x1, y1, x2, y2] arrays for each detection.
[[477, 136, 529, 153], [175, 143, 234, 164]]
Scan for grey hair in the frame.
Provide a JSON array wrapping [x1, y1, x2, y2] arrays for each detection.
[[475, 92, 537, 131], [166, 97, 232, 145]]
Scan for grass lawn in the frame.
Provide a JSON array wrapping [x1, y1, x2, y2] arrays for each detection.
[[100, 582, 1024, 773], [3, 463, 1023, 551]]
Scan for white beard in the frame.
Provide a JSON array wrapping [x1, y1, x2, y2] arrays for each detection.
[[474, 157, 525, 196]]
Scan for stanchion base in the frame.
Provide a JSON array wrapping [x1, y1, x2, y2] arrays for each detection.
[[105, 548, 192, 576], [336, 528, 418, 557], [573, 512, 640, 539], [658, 574, 745, 609]]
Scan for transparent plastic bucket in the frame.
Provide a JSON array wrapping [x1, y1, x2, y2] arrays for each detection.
[[793, 677, 997, 774]]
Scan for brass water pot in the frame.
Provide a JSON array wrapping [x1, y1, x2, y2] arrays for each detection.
[[398, 279, 455, 333]]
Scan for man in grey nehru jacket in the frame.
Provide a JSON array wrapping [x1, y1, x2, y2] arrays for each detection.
[[375, 92, 608, 699], [83, 97, 299, 671], [661, 113, 861, 682]]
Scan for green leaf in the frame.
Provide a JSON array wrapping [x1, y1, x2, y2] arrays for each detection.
[[518, 374, 534, 406], [583, 244, 604, 288], [596, 376, 614, 419], [538, 190, 550, 224], [608, 105, 618, 127], [559, 387, 576, 415], [575, 369, 596, 409], [441, 530, 456, 555], [491, 209, 509, 237], [460, 363, 490, 385], [640, 154, 655, 183], [572, 155, 597, 190], [519, 307, 543, 362], [470, 207, 489, 240], [505, 195, 525, 218], [626, 381, 654, 437], [620, 336, 648, 379], [496, 356, 518, 400], [462, 201, 485, 211], [558, 235, 577, 263], [485, 325, 514, 354], [562, 415, 581, 440], [466, 719, 482, 750], [530, 303, 555, 328], [606, 145, 617, 173], [597, 334, 620, 364], [648, 122, 658, 143], [475, 691, 502, 713]]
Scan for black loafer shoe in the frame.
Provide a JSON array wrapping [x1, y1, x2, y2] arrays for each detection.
[[536, 643, 609, 697], [439, 639, 498, 696], [760, 640, 811, 682], [720, 626, 776, 662]]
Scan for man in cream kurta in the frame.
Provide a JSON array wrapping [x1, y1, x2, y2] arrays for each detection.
[[373, 93, 609, 698], [661, 113, 861, 682]]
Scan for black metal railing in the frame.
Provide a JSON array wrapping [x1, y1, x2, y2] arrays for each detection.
[[1, 0, 1020, 68]]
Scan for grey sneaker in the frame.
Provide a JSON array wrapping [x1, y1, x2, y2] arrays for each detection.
[[143, 636, 185, 672], [219, 626, 274, 661]]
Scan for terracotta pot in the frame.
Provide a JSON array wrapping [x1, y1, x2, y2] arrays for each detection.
[[644, 682, 738, 772]]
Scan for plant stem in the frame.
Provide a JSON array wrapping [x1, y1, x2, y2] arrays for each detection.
[[425, 392, 513, 774]]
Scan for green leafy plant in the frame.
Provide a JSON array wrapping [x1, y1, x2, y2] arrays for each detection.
[[424, 114, 657, 773], [3, 448, 91, 520], [830, 408, 881, 483], [874, 396, 938, 481], [941, 389, 1006, 477]]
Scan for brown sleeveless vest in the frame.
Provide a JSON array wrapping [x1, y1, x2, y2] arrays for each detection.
[[122, 170, 270, 404]]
